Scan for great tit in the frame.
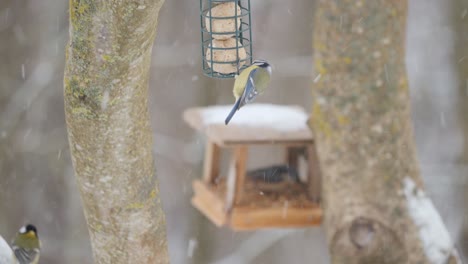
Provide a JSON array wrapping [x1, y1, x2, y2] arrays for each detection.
[[225, 59, 272, 125], [11, 224, 40, 264]]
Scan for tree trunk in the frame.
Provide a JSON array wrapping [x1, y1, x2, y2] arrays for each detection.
[[64, 1, 168, 263], [452, 0, 468, 256], [310, 1, 460, 263]]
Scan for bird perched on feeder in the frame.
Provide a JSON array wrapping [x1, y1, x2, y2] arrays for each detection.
[[225, 59, 272, 125], [11, 224, 41, 264]]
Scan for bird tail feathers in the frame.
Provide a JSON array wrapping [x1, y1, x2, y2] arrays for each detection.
[[225, 97, 242, 125]]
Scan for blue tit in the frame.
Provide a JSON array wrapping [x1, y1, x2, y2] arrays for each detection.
[[225, 59, 272, 125], [11, 224, 41, 264]]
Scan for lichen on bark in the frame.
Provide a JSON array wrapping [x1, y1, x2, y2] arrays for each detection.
[[64, 0, 168, 263], [310, 0, 459, 263]]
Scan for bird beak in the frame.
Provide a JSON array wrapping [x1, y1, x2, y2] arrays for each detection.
[[25, 231, 36, 238]]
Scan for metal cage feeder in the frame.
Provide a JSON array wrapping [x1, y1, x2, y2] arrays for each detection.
[[200, 0, 253, 79]]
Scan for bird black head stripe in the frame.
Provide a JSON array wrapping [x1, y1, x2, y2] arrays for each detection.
[[252, 59, 269, 68], [25, 224, 37, 234]]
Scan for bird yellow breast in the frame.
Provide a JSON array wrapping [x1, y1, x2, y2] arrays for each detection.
[[233, 64, 260, 99], [25, 231, 36, 239]]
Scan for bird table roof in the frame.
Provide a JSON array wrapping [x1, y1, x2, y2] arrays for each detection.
[[183, 104, 314, 146]]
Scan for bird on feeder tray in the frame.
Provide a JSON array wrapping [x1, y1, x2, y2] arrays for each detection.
[[11, 224, 41, 264], [225, 60, 272, 125]]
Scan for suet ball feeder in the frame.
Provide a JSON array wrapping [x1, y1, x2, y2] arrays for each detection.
[[200, 0, 253, 78], [205, 2, 242, 40], [205, 38, 247, 74]]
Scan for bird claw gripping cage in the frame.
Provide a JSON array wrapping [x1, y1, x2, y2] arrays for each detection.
[[200, 0, 253, 78]]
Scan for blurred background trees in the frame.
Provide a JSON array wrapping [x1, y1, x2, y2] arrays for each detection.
[[0, 0, 466, 263]]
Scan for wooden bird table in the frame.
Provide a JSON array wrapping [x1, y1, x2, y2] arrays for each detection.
[[183, 104, 322, 230]]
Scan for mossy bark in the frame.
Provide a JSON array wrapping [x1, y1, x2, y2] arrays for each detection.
[[310, 1, 458, 263], [64, 1, 168, 263]]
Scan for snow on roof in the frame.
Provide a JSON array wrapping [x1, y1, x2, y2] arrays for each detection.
[[199, 104, 309, 132]]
